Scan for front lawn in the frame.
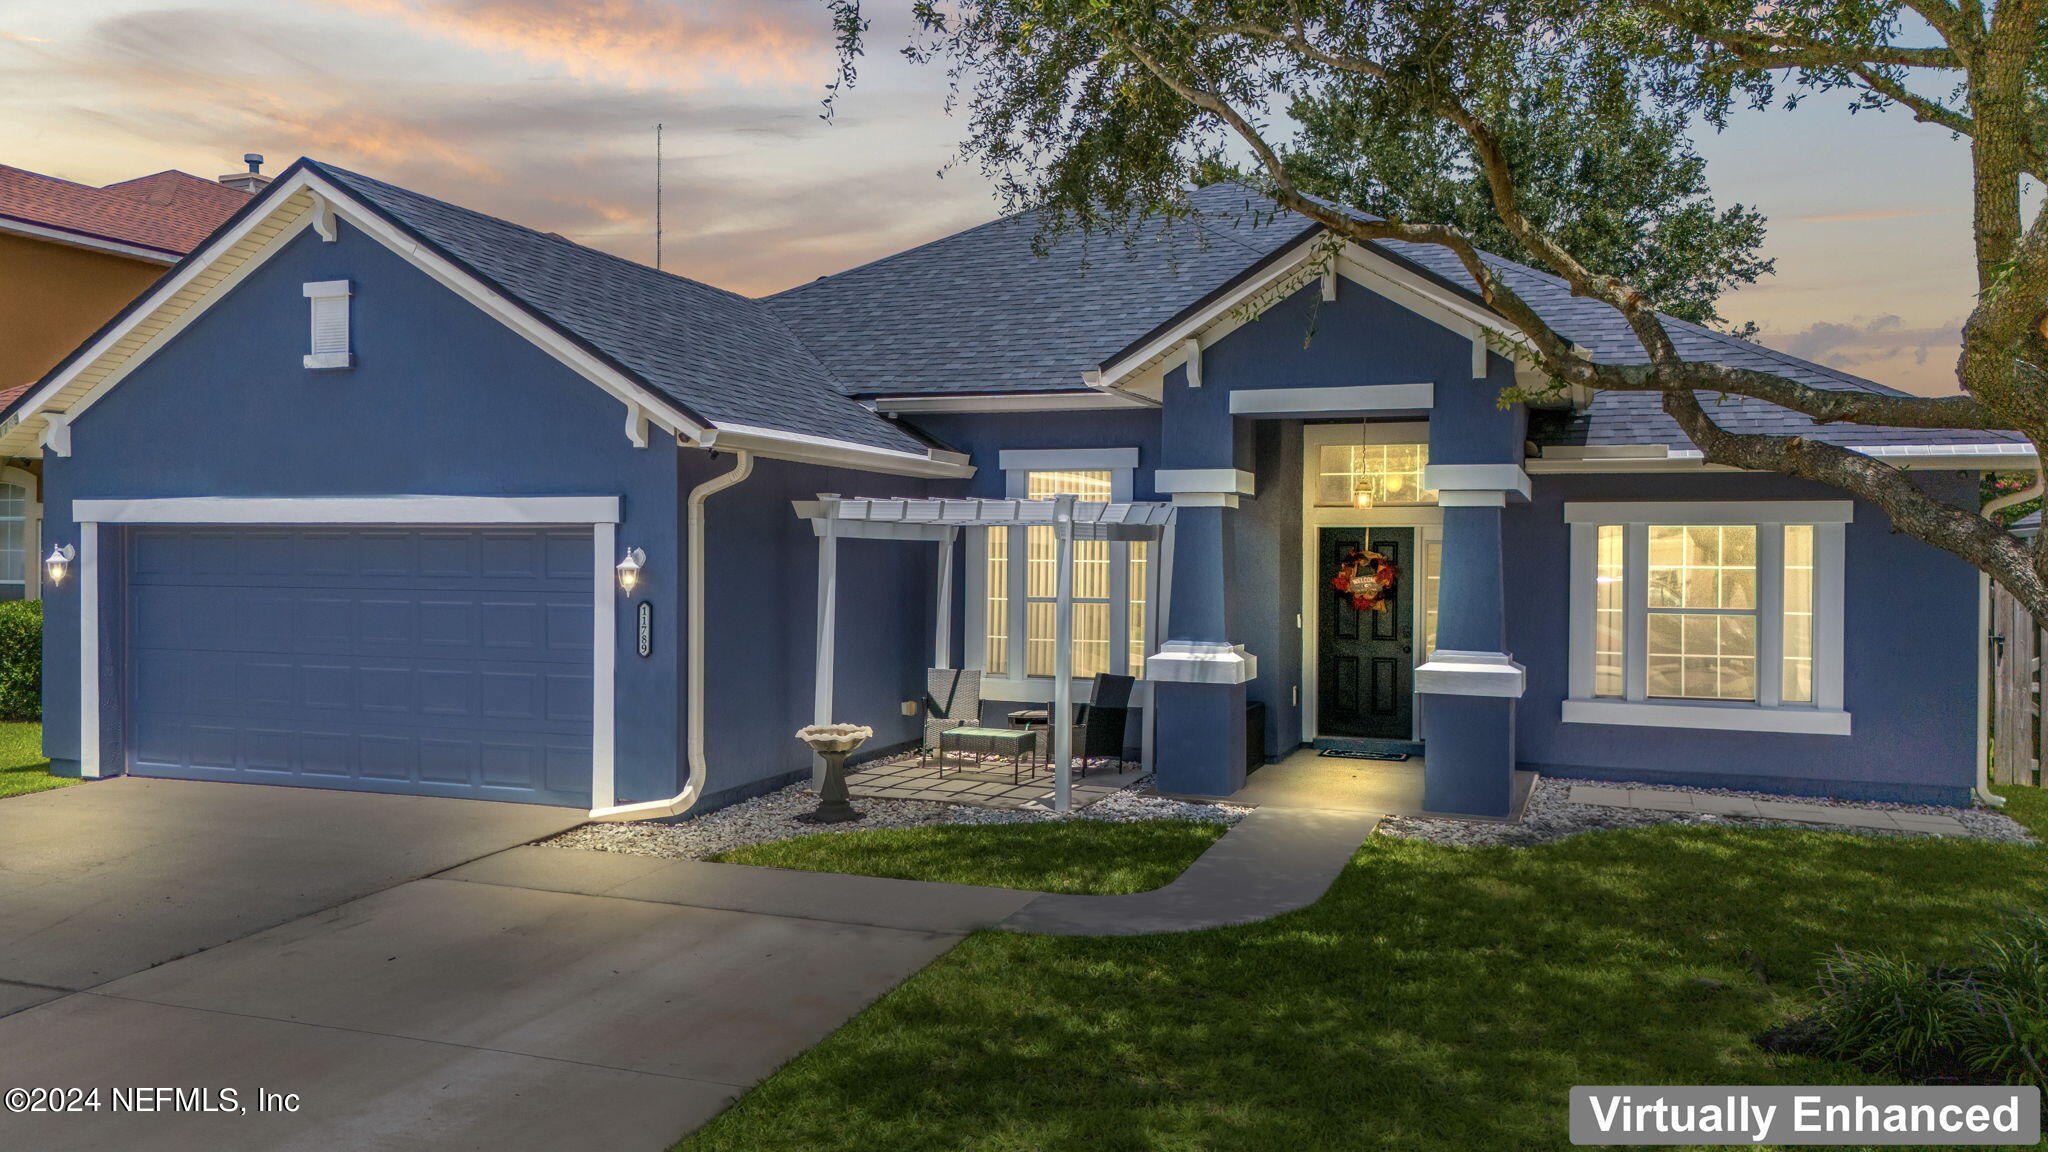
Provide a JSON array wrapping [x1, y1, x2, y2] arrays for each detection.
[[0, 722, 71, 799], [1993, 782, 2048, 838], [680, 820, 2048, 1152], [712, 820, 1228, 894]]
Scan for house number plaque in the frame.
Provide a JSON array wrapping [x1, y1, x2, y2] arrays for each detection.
[[637, 601, 652, 658]]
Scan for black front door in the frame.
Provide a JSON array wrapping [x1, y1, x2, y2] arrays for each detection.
[[1317, 526, 1415, 739]]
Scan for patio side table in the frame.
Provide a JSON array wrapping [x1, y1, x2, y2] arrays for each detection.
[[926, 726, 1039, 785]]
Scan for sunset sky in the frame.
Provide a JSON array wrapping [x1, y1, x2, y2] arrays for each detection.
[[0, 0, 1979, 395]]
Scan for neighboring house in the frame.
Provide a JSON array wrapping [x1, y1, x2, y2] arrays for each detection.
[[0, 158, 258, 601], [0, 159, 2018, 818]]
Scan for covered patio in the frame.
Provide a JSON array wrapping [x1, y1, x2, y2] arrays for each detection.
[[796, 491, 1178, 813]]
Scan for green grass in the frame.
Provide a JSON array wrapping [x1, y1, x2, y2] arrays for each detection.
[[0, 722, 70, 799], [712, 820, 1228, 895], [1992, 782, 2048, 839], [680, 822, 2048, 1152]]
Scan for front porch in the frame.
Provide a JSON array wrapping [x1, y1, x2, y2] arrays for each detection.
[[1213, 749, 1537, 820]]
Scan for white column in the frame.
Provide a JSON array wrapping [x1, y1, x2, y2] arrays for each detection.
[[812, 494, 840, 788], [933, 527, 956, 669], [1052, 494, 1076, 812], [591, 521, 616, 809], [78, 521, 99, 778]]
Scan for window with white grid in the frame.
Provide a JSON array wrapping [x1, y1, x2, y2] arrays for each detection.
[[1565, 502, 1849, 733]]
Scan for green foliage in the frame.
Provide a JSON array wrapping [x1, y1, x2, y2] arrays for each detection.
[[681, 824, 2047, 1150], [0, 600, 42, 723], [1805, 919, 2048, 1088], [1283, 61, 1771, 328]]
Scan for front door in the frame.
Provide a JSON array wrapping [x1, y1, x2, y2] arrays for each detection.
[[1317, 526, 1414, 739]]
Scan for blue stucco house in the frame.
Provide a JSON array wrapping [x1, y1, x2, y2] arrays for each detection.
[[0, 159, 2019, 819]]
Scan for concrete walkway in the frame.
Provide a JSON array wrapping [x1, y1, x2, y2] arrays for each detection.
[[996, 806, 1383, 935]]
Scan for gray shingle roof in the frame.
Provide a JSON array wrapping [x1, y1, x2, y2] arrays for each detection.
[[310, 162, 929, 456], [764, 183, 1316, 395], [770, 181, 2014, 453]]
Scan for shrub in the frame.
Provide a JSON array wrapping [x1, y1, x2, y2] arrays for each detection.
[[0, 599, 41, 722], [1772, 918, 2048, 1088]]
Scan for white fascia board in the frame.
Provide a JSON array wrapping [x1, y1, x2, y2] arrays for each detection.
[[1228, 383, 1433, 415], [1154, 468, 1255, 496], [0, 215, 181, 264], [997, 447, 1140, 472], [871, 391, 1151, 414], [702, 422, 974, 479], [1563, 499, 1853, 525], [1095, 233, 1329, 389], [1531, 441, 2036, 474], [5, 168, 712, 454], [73, 495, 622, 525], [299, 172, 707, 445], [1422, 463, 1530, 500], [1563, 698, 1852, 736]]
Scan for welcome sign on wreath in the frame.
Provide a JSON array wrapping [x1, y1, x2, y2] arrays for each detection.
[[1330, 548, 1399, 613]]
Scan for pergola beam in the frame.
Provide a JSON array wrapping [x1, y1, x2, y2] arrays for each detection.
[[796, 491, 1176, 813]]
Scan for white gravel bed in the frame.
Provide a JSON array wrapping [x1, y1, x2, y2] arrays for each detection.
[[545, 776, 1250, 861], [1379, 777, 2036, 848]]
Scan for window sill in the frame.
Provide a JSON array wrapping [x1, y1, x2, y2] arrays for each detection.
[[980, 674, 1142, 703], [1562, 698, 1851, 736]]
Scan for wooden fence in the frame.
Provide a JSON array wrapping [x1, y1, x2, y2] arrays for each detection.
[[1991, 582, 2046, 787]]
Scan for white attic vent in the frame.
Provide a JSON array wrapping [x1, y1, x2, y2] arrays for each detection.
[[302, 280, 352, 369]]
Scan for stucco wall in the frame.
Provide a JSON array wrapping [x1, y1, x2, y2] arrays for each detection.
[[0, 231, 165, 388], [1508, 470, 1982, 804], [1229, 418, 1304, 760]]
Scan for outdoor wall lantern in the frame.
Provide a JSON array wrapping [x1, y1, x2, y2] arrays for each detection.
[[44, 544, 74, 588], [615, 547, 646, 594]]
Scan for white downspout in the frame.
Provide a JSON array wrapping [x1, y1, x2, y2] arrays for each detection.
[[589, 449, 754, 821]]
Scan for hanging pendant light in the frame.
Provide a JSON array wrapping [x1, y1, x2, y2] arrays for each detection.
[[1351, 421, 1375, 509]]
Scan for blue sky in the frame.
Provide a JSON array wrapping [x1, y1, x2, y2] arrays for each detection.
[[0, 0, 1980, 395]]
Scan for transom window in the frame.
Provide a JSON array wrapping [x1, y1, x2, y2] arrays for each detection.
[[979, 459, 1149, 682], [1315, 443, 1434, 507], [1567, 502, 1848, 734]]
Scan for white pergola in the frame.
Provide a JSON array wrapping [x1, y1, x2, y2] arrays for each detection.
[[794, 492, 1178, 811]]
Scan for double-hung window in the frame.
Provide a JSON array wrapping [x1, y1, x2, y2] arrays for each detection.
[[973, 449, 1150, 691], [1564, 501, 1849, 734]]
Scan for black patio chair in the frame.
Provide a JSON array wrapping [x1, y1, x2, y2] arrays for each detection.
[[1011, 672, 1134, 778]]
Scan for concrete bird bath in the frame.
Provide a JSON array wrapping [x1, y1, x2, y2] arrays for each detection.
[[795, 723, 871, 823]]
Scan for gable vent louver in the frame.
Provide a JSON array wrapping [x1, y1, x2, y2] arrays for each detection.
[[302, 280, 353, 370]]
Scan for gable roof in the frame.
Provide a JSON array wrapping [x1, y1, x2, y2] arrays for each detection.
[[0, 164, 250, 260], [0, 159, 958, 474], [768, 182, 2018, 455], [309, 163, 932, 458]]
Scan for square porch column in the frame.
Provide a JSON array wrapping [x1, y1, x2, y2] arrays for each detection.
[[1415, 466, 1530, 817], [1147, 469, 1259, 797]]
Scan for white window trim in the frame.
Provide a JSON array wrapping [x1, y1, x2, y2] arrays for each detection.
[[965, 449, 1154, 695], [303, 279, 353, 370], [1564, 500, 1849, 735], [68, 495, 622, 804], [0, 466, 39, 599]]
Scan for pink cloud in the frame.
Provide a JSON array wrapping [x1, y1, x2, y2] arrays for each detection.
[[320, 0, 829, 89]]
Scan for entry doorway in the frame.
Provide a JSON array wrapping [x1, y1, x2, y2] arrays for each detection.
[[1316, 526, 1416, 739]]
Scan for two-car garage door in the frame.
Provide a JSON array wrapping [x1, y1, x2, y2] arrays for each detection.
[[125, 525, 595, 807]]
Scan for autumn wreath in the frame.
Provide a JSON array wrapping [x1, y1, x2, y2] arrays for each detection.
[[1330, 549, 1399, 613]]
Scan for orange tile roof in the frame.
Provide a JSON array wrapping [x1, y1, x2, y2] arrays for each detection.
[[0, 164, 252, 259]]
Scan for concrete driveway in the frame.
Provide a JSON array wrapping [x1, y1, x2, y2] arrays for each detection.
[[0, 777, 582, 994], [0, 782, 1030, 1151]]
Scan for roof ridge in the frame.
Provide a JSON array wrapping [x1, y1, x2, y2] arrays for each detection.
[[308, 160, 762, 309], [761, 203, 1043, 301]]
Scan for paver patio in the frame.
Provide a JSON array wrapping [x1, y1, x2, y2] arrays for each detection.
[[846, 755, 1139, 810]]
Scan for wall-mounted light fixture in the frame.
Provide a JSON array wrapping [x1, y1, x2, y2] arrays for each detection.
[[44, 544, 75, 587], [616, 547, 646, 594]]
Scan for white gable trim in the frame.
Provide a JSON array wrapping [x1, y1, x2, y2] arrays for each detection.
[[1092, 231, 1527, 393], [0, 167, 971, 480]]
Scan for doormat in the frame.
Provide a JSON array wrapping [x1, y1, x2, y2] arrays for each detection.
[[1319, 748, 1410, 762]]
